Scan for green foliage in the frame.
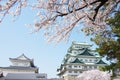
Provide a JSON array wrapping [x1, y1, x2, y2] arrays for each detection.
[[92, 10, 120, 74], [92, 10, 120, 59]]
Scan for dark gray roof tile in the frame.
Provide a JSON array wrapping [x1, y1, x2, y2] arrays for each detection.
[[78, 48, 94, 56], [70, 58, 83, 63], [5, 73, 47, 80], [96, 59, 107, 64], [0, 66, 38, 70]]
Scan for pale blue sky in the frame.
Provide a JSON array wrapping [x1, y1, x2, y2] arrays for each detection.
[[0, 6, 96, 78]]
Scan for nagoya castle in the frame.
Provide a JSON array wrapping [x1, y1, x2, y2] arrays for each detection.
[[57, 41, 107, 80]]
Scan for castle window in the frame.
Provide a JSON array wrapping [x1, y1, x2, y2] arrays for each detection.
[[74, 71, 77, 73], [89, 66, 92, 69], [79, 71, 82, 73], [74, 51, 77, 54], [85, 59, 88, 62], [68, 65, 72, 68], [92, 66, 94, 69], [84, 66, 87, 69], [87, 66, 89, 69], [94, 59, 97, 62], [72, 51, 77, 54], [94, 66, 97, 69], [74, 65, 77, 68], [75, 45, 81, 48], [89, 59, 92, 62], [69, 71, 72, 73], [75, 45, 78, 48]]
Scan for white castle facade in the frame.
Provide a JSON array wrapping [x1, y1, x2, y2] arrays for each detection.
[[57, 42, 107, 80]]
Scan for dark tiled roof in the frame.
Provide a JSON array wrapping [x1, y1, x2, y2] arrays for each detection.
[[96, 59, 107, 64], [71, 58, 83, 63], [78, 48, 94, 56], [0, 66, 38, 70], [5, 73, 47, 80]]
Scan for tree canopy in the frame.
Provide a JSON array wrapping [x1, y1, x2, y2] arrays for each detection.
[[0, 0, 120, 42], [91, 10, 120, 76], [92, 11, 120, 60]]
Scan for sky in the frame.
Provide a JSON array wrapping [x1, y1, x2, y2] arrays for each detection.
[[0, 5, 97, 78]]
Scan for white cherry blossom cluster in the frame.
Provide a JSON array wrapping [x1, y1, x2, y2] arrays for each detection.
[[0, 0, 120, 42], [77, 70, 111, 80], [0, 0, 27, 22], [32, 0, 120, 42]]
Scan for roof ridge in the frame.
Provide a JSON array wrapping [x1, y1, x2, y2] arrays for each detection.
[[78, 48, 94, 56], [71, 58, 83, 63], [17, 53, 31, 60], [96, 59, 107, 64]]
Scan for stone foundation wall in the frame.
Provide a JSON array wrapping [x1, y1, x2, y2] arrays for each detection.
[[63, 75, 77, 80]]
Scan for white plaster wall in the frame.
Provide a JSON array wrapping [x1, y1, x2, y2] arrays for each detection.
[[12, 61, 30, 67], [2, 70, 35, 76], [63, 71, 81, 76]]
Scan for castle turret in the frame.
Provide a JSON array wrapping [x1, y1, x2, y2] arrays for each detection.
[[0, 54, 38, 76]]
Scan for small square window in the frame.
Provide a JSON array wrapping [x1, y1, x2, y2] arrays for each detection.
[[74, 66, 77, 68], [69, 65, 72, 68], [89, 66, 92, 69], [74, 71, 77, 73], [85, 59, 88, 62], [79, 71, 82, 73], [89, 59, 92, 62], [69, 71, 72, 73]]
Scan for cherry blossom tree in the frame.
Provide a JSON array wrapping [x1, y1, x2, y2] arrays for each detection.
[[0, 0, 120, 42], [77, 70, 111, 80]]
